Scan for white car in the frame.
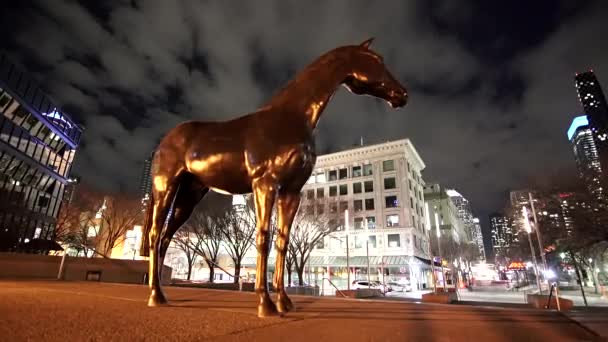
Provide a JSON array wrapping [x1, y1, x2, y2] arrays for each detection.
[[352, 280, 391, 293], [387, 281, 412, 292]]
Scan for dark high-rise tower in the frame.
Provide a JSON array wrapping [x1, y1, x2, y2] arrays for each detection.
[[575, 71, 608, 185], [568, 115, 603, 199], [139, 155, 153, 201]]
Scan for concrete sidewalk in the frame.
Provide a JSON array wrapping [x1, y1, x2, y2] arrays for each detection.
[[0, 280, 604, 341]]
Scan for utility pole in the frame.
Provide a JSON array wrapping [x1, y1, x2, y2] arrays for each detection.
[[345, 209, 350, 291], [425, 202, 437, 292], [528, 192, 547, 276], [523, 206, 543, 294], [435, 212, 445, 292]]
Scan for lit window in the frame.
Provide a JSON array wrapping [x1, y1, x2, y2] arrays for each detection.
[[366, 216, 376, 229], [387, 214, 399, 227], [385, 195, 398, 208]]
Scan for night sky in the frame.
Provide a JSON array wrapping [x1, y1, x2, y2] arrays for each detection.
[[1, 1, 608, 244]]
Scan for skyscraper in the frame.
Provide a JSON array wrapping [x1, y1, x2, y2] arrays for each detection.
[[568, 115, 603, 199], [139, 154, 153, 202], [489, 213, 516, 263], [472, 218, 486, 262], [446, 189, 475, 243], [575, 71, 608, 183]]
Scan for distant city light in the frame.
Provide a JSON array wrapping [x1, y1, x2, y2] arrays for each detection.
[[567, 115, 589, 140]]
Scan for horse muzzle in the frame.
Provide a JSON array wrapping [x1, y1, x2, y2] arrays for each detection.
[[388, 91, 408, 108]]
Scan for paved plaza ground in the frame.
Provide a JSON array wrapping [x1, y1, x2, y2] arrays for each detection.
[[0, 280, 605, 341]]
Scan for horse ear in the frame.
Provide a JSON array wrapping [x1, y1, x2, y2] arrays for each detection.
[[360, 38, 374, 49]]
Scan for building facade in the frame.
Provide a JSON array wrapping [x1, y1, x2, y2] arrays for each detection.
[[139, 154, 153, 202], [237, 139, 433, 290], [0, 53, 82, 251], [424, 183, 467, 243], [575, 71, 608, 186], [489, 212, 516, 263], [568, 115, 603, 199], [447, 189, 476, 242], [471, 218, 486, 262]]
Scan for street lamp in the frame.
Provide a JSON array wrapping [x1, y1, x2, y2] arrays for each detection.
[[434, 211, 445, 292], [523, 206, 543, 294], [425, 202, 437, 293], [344, 209, 351, 290]]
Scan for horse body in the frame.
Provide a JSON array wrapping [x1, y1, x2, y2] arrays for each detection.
[[143, 38, 408, 318]]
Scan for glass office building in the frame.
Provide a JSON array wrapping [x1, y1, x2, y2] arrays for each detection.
[[0, 53, 83, 251]]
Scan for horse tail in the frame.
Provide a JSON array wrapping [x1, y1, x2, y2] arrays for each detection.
[[139, 192, 154, 257]]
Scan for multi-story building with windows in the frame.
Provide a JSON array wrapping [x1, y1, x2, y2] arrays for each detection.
[[472, 218, 486, 262], [575, 71, 608, 186], [238, 139, 432, 290], [489, 213, 516, 263], [567, 115, 604, 200], [0, 53, 83, 251], [424, 183, 467, 243], [447, 189, 476, 243]]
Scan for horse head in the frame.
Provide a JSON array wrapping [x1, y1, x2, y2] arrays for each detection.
[[342, 38, 408, 108]]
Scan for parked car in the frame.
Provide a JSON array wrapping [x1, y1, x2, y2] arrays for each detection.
[[387, 281, 412, 292], [352, 280, 391, 293]]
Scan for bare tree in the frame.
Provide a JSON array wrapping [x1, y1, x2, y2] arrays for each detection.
[[220, 195, 257, 284], [172, 225, 198, 280], [288, 198, 337, 286], [98, 195, 143, 257], [187, 207, 224, 283], [53, 185, 102, 245]]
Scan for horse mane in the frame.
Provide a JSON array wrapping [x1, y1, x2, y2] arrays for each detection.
[[263, 45, 360, 107]]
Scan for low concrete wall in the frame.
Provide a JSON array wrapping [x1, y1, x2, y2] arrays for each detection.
[[422, 292, 458, 304], [0, 253, 172, 285], [339, 289, 383, 298], [286, 286, 319, 296], [526, 294, 574, 311], [172, 282, 257, 292]]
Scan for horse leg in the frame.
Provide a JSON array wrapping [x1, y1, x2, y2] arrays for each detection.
[[159, 178, 208, 270], [274, 191, 300, 313], [147, 180, 180, 307], [252, 179, 278, 317]]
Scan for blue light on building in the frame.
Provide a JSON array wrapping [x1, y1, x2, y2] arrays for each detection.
[[567, 115, 589, 140]]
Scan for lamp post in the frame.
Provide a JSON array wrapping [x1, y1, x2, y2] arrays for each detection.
[[425, 202, 437, 293], [528, 192, 548, 277], [366, 239, 371, 289], [345, 209, 350, 291], [434, 212, 445, 292], [523, 206, 542, 294]]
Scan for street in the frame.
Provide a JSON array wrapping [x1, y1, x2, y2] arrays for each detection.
[[0, 280, 603, 341]]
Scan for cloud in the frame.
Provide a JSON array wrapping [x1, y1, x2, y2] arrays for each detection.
[[2, 0, 607, 231]]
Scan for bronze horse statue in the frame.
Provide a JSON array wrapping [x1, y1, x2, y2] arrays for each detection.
[[140, 38, 408, 317]]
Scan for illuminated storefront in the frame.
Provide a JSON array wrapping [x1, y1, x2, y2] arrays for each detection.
[[0, 53, 83, 251]]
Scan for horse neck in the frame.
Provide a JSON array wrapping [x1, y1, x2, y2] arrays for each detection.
[[265, 52, 350, 129]]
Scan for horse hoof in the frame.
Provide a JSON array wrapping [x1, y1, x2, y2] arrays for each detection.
[[257, 299, 280, 318], [277, 295, 295, 313], [147, 291, 168, 307]]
